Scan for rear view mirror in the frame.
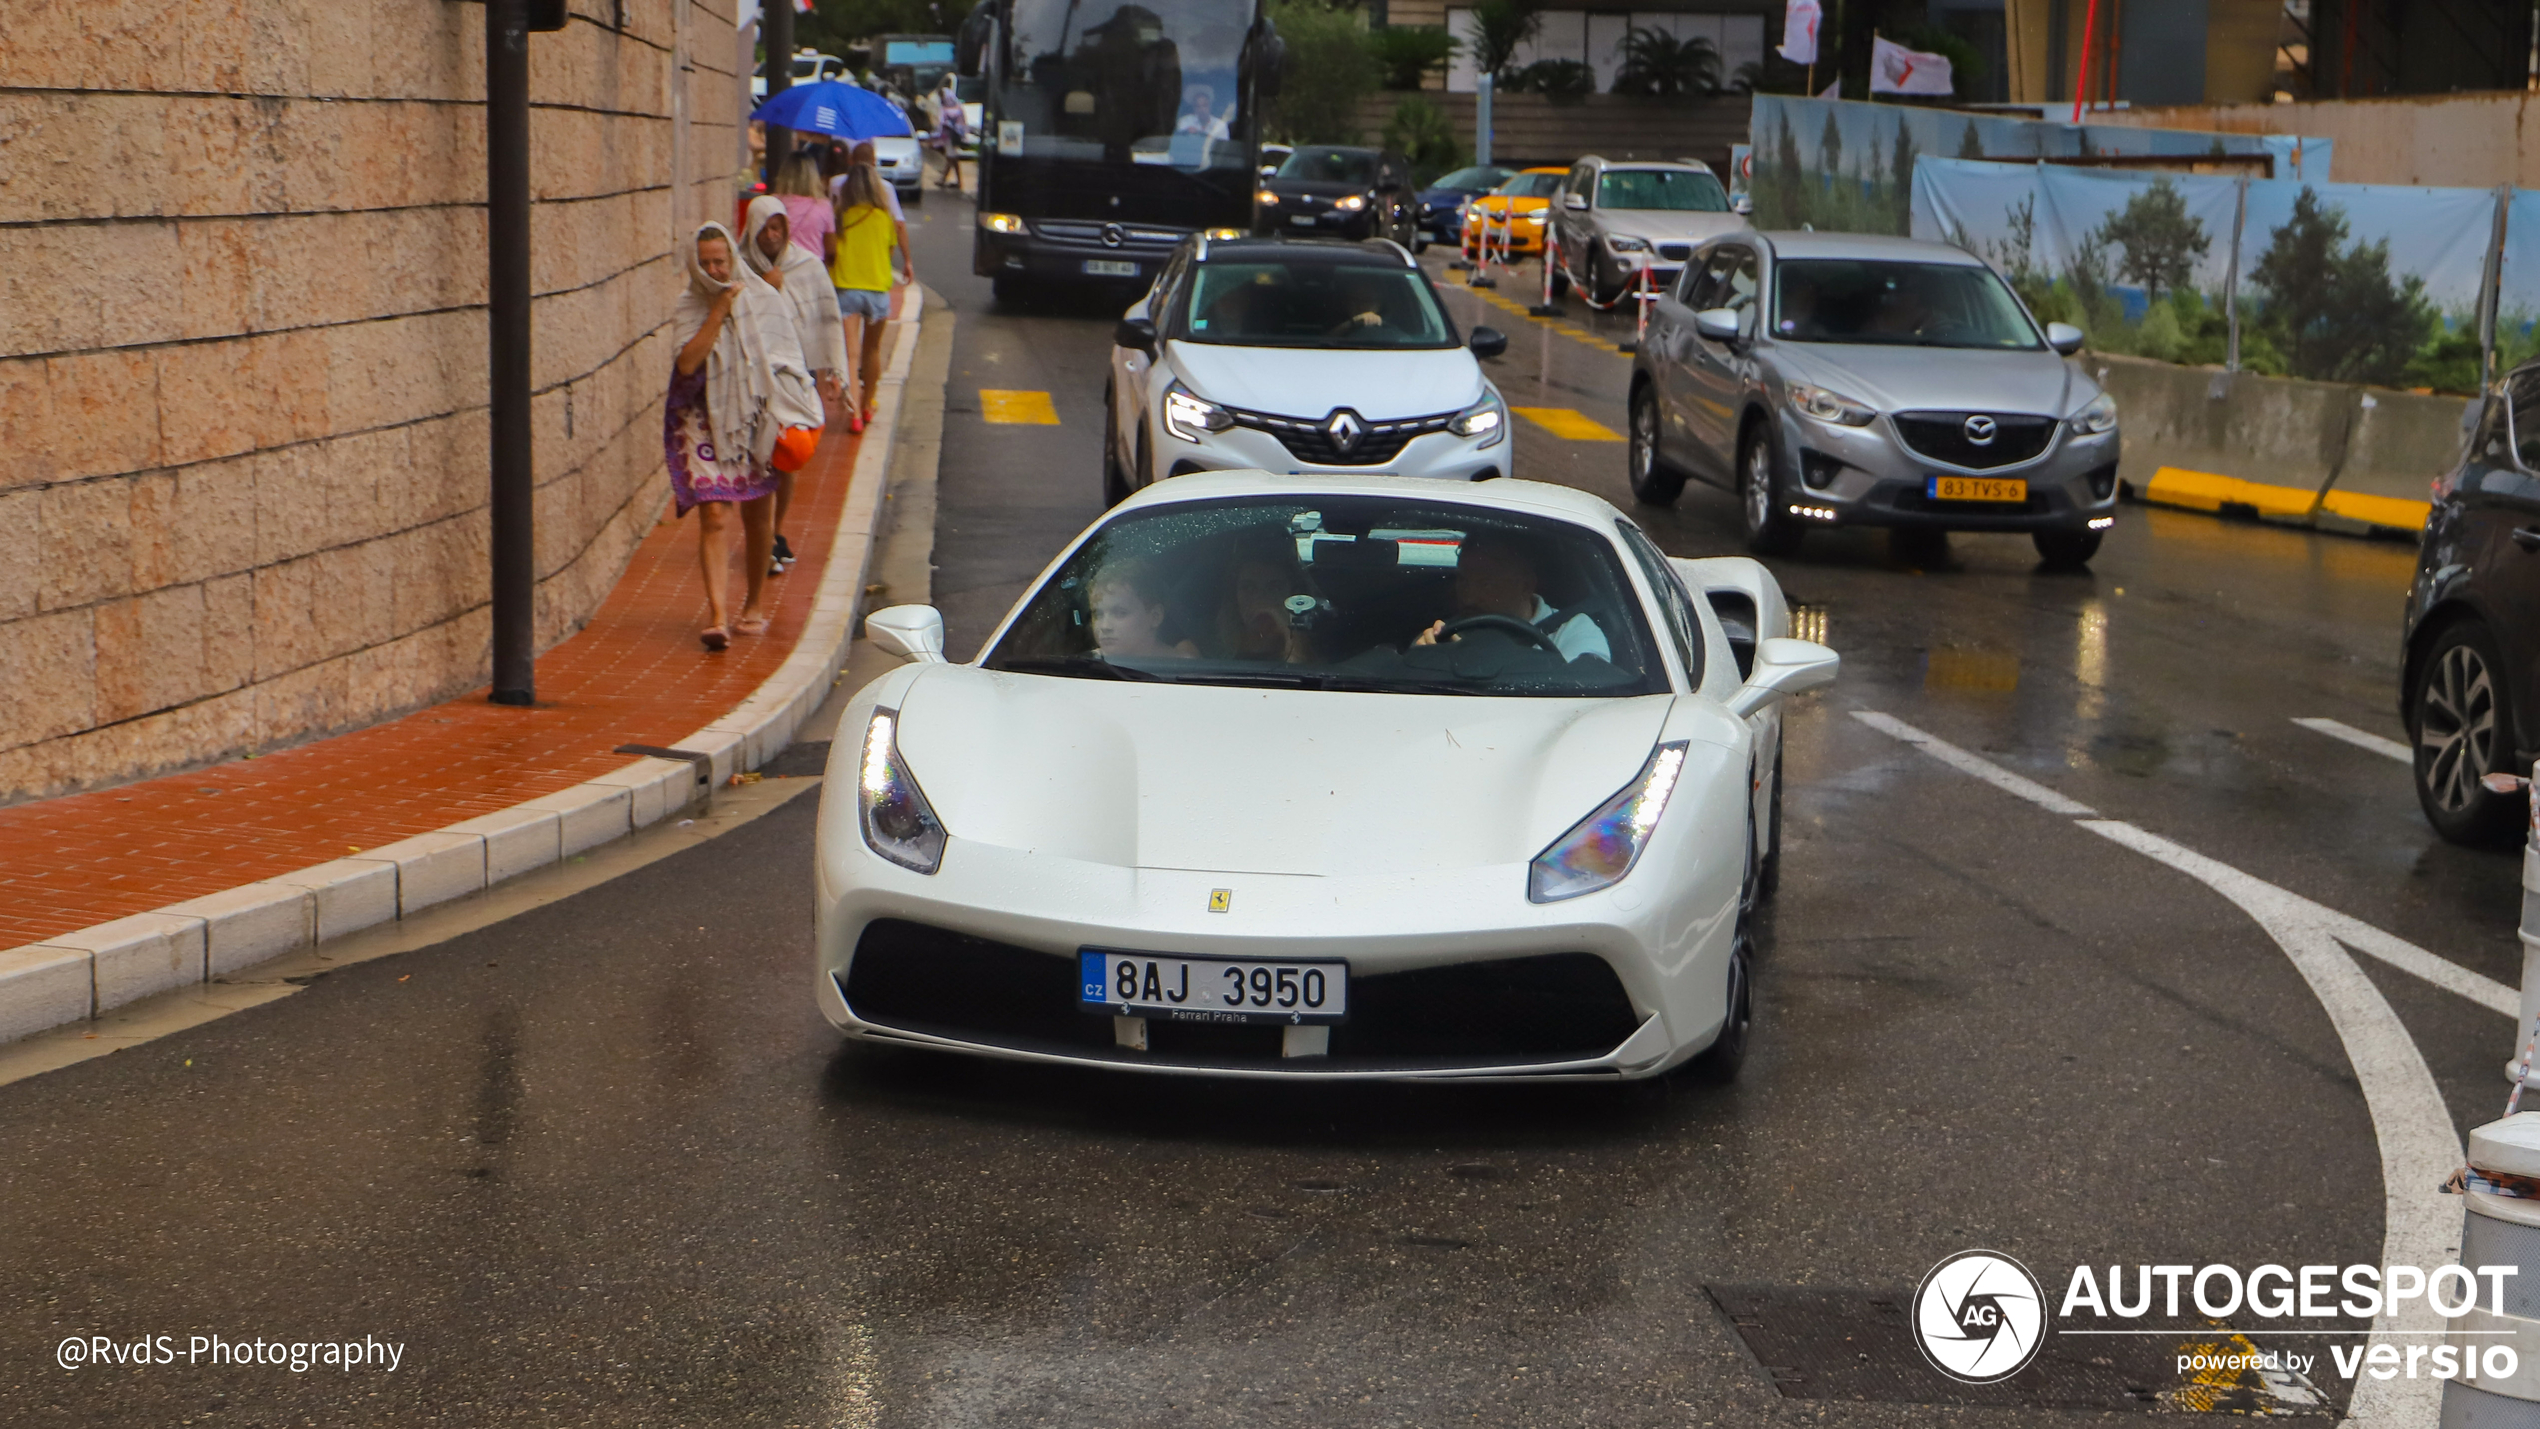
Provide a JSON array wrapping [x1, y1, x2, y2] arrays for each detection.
[[1731, 194, 1754, 216], [1724, 638, 1839, 718], [866, 605, 948, 662], [2045, 322, 2085, 355], [1468, 326, 1508, 359], [1693, 308, 1742, 342], [1114, 316, 1158, 355], [1562, 192, 1588, 211]]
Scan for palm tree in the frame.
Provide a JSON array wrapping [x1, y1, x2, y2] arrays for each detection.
[[1612, 27, 1720, 98], [1462, 0, 1542, 83]]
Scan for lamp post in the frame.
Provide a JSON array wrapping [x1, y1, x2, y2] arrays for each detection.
[[485, 0, 548, 707], [762, 0, 794, 179]]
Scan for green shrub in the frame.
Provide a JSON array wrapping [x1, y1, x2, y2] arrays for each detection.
[[1506, 58, 1594, 103], [1369, 26, 1457, 90], [1266, 0, 1381, 144], [1382, 96, 1467, 185]]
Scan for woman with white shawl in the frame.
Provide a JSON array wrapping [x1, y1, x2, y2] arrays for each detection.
[[741, 195, 850, 579], [666, 221, 820, 651]]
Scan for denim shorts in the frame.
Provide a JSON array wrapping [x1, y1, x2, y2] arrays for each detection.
[[835, 287, 891, 321]]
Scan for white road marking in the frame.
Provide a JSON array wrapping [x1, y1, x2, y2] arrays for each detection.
[[1853, 708, 2494, 1429], [2294, 717, 2412, 765], [1849, 710, 2099, 816]]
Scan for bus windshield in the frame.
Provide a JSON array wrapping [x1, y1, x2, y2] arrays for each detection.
[[997, 0, 1253, 172]]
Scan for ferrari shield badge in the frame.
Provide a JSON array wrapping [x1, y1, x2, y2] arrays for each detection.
[[1207, 889, 1233, 914]]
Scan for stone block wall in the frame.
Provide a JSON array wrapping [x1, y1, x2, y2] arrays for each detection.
[[0, 0, 744, 805]]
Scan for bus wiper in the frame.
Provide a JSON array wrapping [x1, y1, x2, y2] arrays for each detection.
[[994, 654, 1165, 682]]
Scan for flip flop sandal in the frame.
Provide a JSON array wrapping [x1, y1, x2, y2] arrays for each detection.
[[699, 625, 730, 652], [734, 615, 771, 636]]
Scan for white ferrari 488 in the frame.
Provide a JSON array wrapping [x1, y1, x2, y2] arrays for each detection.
[[814, 472, 1836, 1080]]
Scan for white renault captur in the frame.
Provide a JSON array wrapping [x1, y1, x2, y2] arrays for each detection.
[[1104, 237, 1513, 502]]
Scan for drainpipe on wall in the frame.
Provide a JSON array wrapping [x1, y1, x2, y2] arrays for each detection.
[[487, 0, 539, 707]]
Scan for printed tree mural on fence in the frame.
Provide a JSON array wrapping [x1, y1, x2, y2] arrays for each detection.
[[2248, 187, 2436, 388]]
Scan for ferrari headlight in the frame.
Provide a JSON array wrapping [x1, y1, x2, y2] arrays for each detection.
[[1334, 194, 1367, 212], [980, 212, 1027, 234], [1789, 383, 1876, 427], [2069, 391, 2118, 435], [1606, 235, 1650, 253], [1451, 391, 1505, 445], [1528, 742, 1688, 903], [1163, 381, 1233, 443], [1257, 189, 1281, 205], [859, 708, 946, 874]]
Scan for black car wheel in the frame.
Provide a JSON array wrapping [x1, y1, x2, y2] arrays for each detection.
[[1689, 918, 1753, 1084], [1135, 425, 1156, 495], [1102, 383, 1130, 507], [1739, 422, 1802, 555], [2411, 618, 2528, 847], [2033, 529, 2104, 567], [1627, 383, 1684, 506], [1757, 748, 1784, 901]]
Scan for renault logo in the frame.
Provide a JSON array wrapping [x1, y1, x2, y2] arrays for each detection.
[[1963, 414, 1999, 445], [1326, 410, 1364, 452], [1101, 222, 1125, 248]]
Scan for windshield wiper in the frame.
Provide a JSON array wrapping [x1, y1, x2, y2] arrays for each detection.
[[993, 654, 1165, 682]]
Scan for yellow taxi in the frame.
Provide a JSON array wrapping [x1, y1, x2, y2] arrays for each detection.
[[1459, 167, 1569, 260]]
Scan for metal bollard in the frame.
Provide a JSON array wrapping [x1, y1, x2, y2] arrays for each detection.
[[2441, 1113, 2540, 1424]]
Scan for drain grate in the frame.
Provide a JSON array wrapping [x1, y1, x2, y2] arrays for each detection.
[[1703, 1286, 2337, 1415]]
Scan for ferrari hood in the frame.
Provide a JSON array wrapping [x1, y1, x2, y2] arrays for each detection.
[[1167, 340, 1486, 422], [892, 668, 1672, 877]]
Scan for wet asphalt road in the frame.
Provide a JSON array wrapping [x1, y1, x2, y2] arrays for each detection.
[[0, 196, 2526, 1427]]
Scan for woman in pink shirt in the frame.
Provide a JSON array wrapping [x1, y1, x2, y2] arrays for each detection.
[[772, 151, 836, 266]]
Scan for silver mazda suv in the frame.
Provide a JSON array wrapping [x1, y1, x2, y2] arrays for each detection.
[[1626, 231, 2120, 566]]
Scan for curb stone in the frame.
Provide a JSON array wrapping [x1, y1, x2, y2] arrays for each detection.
[[0, 287, 935, 1046]]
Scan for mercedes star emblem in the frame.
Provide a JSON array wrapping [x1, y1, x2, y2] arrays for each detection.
[[1963, 414, 1999, 445], [1326, 410, 1364, 452]]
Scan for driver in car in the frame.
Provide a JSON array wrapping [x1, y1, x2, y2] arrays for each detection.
[[1322, 271, 1398, 340], [1412, 533, 1611, 662]]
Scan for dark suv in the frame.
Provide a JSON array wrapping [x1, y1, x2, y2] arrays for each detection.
[[2402, 369, 2540, 845], [1256, 145, 1419, 248]]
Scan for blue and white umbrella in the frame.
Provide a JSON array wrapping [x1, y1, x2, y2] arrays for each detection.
[[751, 80, 913, 140]]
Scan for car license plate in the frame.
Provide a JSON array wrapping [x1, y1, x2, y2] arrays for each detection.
[[1927, 476, 2027, 502], [1081, 259, 1141, 277], [1079, 949, 1347, 1025], [1289, 213, 1317, 226]]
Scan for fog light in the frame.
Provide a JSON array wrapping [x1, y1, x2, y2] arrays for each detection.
[[2087, 462, 2119, 501], [1798, 448, 1845, 491], [2088, 516, 2115, 530]]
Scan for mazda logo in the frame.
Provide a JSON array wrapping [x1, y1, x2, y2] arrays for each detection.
[[1101, 222, 1125, 248], [1326, 410, 1364, 452], [1963, 414, 1999, 445]]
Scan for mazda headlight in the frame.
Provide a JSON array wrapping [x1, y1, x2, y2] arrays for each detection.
[[1335, 194, 1367, 212], [1451, 391, 1505, 446], [1789, 382, 1876, 427], [859, 708, 946, 874], [1529, 742, 1688, 903], [980, 212, 1026, 234], [1606, 235, 1650, 252], [1257, 189, 1281, 205], [1163, 381, 1233, 443], [2069, 391, 2118, 435]]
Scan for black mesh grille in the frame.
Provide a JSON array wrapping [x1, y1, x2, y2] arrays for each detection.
[[1227, 407, 1457, 467], [1656, 242, 1694, 262], [1893, 412, 2056, 470], [841, 919, 1644, 1071]]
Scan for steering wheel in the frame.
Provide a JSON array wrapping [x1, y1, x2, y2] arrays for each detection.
[[1436, 613, 1562, 655]]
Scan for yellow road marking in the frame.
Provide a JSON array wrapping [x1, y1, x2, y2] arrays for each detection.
[[1449, 268, 1634, 356], [1512, 406, 1624, 441], [979, 389, 1060, 424]]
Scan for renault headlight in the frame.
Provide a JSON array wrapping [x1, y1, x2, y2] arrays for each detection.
[[1606, 235, 1650, 253], [980, 212, 1027, 234], [2069, 391, 2118, 435], [1451, 391, 1505, 446], [1529, 742, 1688, 903], [1789, 382, 1876, 427], [1335, 194, 1367, 212], [859, 708, 946, 874], [1163, 381, 1233, 443]]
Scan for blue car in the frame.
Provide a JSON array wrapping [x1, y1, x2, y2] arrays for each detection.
[[1415, 165, 1514, 250]]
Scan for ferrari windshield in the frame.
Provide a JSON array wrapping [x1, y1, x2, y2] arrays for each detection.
[[987, 496, 1672, 697], [1773, 259, 2043, 349], [1177, 259, 1456, 348]]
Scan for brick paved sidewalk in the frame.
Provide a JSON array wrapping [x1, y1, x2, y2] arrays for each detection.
[[0, 369, 877, 950]]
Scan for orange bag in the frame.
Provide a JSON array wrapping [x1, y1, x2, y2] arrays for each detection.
[[769, 425, 821, 473]]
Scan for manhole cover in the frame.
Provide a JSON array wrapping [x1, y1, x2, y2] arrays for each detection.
[[1704, 1286, 2337, 1415]]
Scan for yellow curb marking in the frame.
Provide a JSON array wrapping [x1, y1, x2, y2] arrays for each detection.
[[2144, 464, 2429, 534], [980, 389, 1060, 424], [1512, 406, 1625, 441], [2320, 488, 2432, 531]]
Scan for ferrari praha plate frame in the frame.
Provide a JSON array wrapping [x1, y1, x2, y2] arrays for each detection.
[[1079, 949, 1350, 1025]]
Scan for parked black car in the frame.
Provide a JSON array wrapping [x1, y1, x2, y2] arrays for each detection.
[[1414, 164, 1513, 249], [2402, 370, 2540, 845], [1256, 145, 1420, 248]]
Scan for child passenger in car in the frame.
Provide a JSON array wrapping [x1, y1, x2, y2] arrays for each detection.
[[1089, 559, 1198, 659]]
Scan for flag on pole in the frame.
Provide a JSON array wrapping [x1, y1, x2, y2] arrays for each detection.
[[1776, 0, 1822, 65], [1816, 76, 1840, 99], [1870, 34, 1954, 95]]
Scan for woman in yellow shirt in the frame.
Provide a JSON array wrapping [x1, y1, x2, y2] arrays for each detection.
[[829, 147, 912, 432]]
